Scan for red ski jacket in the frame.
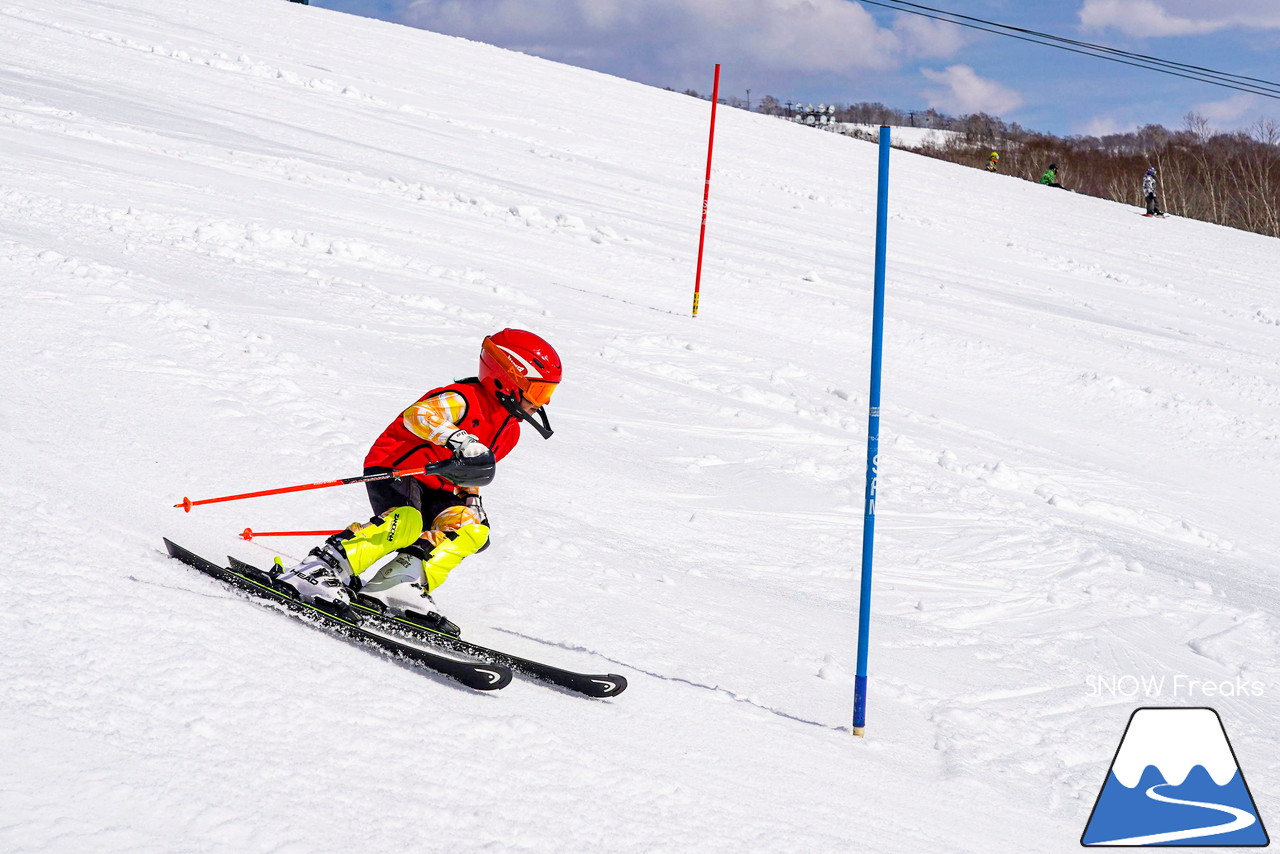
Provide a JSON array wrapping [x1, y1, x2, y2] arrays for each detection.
[[364, 379, 521, 491]]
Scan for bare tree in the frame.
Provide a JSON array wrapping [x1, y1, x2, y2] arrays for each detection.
[[1251, 117, 1280, 147], [757, 95, 784, 117], [1183, 112, 1212, 144]]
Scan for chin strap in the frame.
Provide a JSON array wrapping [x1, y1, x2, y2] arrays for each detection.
[[497, 390, 554, 439]]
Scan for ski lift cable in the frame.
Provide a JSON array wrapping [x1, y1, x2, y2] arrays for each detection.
[[857, 0, 1280, 101]]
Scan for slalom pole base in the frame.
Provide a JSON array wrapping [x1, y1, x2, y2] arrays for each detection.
[[851, 726, 866, 738]]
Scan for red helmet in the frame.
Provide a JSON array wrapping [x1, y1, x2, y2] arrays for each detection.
[[479, 329, 562, 409]]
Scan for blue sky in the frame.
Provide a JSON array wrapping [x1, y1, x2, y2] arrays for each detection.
[[309, 0, 1280, 137]]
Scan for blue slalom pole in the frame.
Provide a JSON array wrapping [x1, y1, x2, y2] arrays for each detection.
[[853, 126, 891, 737]]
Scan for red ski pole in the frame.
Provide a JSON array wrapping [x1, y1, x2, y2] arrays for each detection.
[[174, 461, 449, 512], [240, 528, 342, 540]]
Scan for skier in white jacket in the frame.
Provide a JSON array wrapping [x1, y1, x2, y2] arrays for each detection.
[[1143, 167, 1164, 216]]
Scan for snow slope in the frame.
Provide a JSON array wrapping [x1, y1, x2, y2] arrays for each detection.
[[841, 123, 960, 147], [2, 1, 1278, 851]]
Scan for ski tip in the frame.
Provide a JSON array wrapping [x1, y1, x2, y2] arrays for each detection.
[[470, 666, 513, 691], [588, 674, 628, 698]]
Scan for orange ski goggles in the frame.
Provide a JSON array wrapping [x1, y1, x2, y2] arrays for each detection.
[[522, 379, 558, 408]]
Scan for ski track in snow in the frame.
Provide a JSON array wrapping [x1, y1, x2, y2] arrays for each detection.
[[1, 1, 1278, 851]]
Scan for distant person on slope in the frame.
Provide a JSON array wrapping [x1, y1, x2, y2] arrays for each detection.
[[1143, 166, 1164, 216], [270, 328, 562, 633], [1039, 163, 1064, 188], [987, 151, 999, 172]]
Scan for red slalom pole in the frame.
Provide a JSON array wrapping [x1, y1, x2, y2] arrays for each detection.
[[692, 63, 720, 318], [241, 528, 341, 541], [175, 462, 443, 512]]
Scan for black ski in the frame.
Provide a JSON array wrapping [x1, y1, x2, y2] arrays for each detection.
[[228, 556, 628, 699], [163, 539, 511, 691]]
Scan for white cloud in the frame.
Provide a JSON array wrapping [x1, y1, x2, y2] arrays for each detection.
[[1192, 93, 1258, 124], [1079, 114, 1128, 137], [394, 0, 966, 92], [920, 65, 1023, 115], [889, 12, 967, 59], [1079, 0, 1280, 37], [1072, 94, 1267, 138]]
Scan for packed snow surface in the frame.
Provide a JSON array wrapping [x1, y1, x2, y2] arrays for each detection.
[[841, 123, 961, 147], [1, 1, 1277, 851]]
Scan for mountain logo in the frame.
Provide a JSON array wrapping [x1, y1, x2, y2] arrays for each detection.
[[1082, 707, 1269, 847]]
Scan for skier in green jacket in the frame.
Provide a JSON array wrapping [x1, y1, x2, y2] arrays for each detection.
[[1039, 163, 1063, 188]]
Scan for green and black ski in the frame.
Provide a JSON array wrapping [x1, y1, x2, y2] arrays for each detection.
[[164, 539, 511, 691], [227, 556, 628, 699]]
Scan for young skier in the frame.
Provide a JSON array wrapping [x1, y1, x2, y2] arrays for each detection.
[[272, 328, 562, 629], [986, 151, 999, 172], [1039, 163, 1063, 188], [1143, 166, 1164, 216]]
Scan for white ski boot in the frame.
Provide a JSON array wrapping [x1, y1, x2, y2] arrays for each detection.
[[359, 548, 459, 636], [275, 538, 356, 615]]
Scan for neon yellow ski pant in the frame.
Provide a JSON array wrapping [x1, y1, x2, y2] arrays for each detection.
[[340, 505, 489, 592], [420, 522, 489, 591]]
